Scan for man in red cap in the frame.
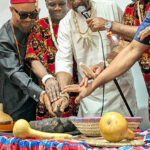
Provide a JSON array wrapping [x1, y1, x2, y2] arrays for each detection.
[[0, 0, 55, 121]]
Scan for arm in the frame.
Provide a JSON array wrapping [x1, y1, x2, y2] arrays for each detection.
[[92, 40, 150, 89], [31, 60, 48, 79], [111, 22, 138, 41], [0, 46, 56, 116], [54, 16, 73, 112], [55, 17, 73, 91], [31, 60, 60, 102], [86, 18, 138, 41], [56, 72, 72, 91], [26, 19, 60, 102], [62, 40, 150, 103], [0, 45, 42, 102]]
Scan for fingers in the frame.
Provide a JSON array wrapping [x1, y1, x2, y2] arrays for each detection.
[[95, 66, 104, 76], [83, 70, 92, 79], [138, 27, 150, 41], [43, 94, 56, 117], [46, 87, 53, 101], [87, 17, 106, 32], [56, 84, 60, 101], [80, 77, 86, 87], [62, 84, 81, 93], [75, 95, 83, 104], [86, 18, 93, 24], [91, 65, 99, 73], [84, 77, 89, 87], [45, 79, 60, 102], [60, 97, 69, 113], [52, 100, 62, 113]]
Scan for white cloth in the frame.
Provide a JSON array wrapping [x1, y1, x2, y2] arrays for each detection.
[[56, 0, 138, 120]]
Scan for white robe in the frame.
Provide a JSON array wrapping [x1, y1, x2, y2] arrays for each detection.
[[55, 0, 145, 127]]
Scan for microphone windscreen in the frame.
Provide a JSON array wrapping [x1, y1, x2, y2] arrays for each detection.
[[77, 6, 86, 14]]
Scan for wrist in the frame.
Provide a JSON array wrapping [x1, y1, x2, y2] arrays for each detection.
[[105, 20, 112, 32], [40, 91, 46, 103], [42, 74, 55, 85]]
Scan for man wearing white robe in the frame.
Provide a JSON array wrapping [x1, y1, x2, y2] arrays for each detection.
[[55, 0, 138, 117]]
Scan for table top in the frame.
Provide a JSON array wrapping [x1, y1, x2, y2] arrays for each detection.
[[0, 130, 149, 150]]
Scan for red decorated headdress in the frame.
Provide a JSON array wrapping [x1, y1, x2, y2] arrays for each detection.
[[10, 0, 36, 4]]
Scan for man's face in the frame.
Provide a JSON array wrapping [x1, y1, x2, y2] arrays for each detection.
[[69, 0, 91, 12], [10, 3, 38, 33], [46, 0, 68, 24]]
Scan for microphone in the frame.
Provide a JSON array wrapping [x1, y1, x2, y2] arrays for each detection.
[[77, 6, 90, 19]]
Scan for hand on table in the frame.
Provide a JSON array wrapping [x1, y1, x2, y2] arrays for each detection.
[[45, 78, 60, 102], [52, 97, 70, 116]]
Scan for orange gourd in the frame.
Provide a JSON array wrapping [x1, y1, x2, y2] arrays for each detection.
[[99, 112, 135, 142], [0, 103, 13, 125]]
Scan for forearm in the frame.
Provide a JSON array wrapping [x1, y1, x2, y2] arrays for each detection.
[[92, 40, 150, 90], [10, 70, 43, 102], [111, 22, 138, 41], [56, 72, 72, 91], [31, 60, 49, 79], [0, 50, 43, 101]]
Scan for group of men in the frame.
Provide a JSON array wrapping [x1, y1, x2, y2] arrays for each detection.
[[0, 0, 150, 129]]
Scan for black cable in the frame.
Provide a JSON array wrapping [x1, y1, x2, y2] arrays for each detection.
[[114, 79, 134, 117], [98, 31, 134, 117], [98, 31, 106, 116]]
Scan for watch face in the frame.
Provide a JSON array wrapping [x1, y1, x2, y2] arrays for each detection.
[[105, 21, 112, 31]]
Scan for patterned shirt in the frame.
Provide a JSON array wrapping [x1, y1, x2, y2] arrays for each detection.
[[26, 17, 78, 120]]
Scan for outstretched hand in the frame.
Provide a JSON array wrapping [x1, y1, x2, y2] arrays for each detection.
[[62, 83, 94, 104]]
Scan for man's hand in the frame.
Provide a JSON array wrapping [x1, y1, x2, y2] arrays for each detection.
[[80, 63, 104, 87], [45, 78, 60, 102], [62, 83, 93, 104], [86, 17, 106, 32], [52, 97, 69, 116], [40, 92, 56, 117], [138, 26, 150, 41]]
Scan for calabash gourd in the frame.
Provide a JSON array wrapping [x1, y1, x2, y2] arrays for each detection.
[[0, 103, 13, 125], [13, 119, 73, 140], [99, 112, 135, 142]]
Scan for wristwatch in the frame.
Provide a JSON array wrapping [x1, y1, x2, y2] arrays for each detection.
[[105, 21, 112, 32]]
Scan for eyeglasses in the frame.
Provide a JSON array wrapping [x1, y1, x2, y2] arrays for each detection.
[[13, 7, 39, 20]]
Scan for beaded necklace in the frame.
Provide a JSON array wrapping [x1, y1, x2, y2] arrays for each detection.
[[73, 0, 94, 35], [48, 14, 59, 50], [72, 0, 97, 48]]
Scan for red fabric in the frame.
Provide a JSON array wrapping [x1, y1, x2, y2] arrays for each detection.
[[26, 17, 79, 120], [10, 0, 36, 4]]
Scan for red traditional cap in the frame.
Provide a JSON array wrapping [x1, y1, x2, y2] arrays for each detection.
[[10, 0, 36, 4]]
